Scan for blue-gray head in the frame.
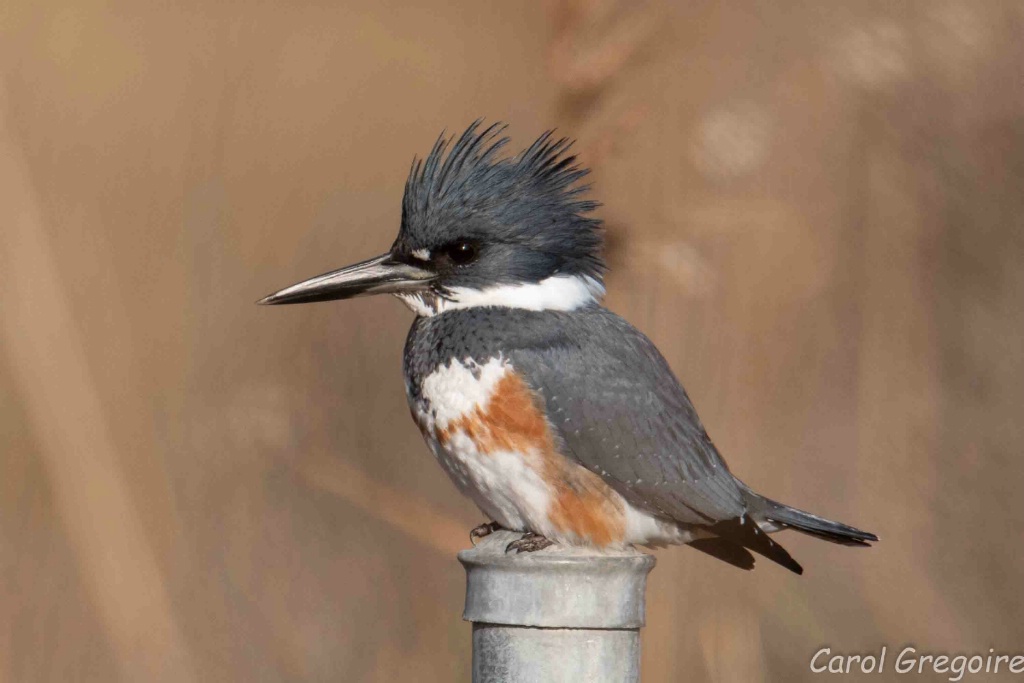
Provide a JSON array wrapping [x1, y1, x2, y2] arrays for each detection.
[[258, 122, 605, 314]]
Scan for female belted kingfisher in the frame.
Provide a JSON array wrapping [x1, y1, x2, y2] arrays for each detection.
[[259, 121, 877, 573]]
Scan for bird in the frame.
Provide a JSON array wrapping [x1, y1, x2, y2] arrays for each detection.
[[258, 121, 878, 574]]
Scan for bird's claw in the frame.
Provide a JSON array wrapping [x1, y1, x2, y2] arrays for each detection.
[[470, 521, 505, 545], [505, 532, 555, 554]]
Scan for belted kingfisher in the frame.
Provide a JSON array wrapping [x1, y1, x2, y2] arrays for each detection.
[[259, 122, 877, 573]]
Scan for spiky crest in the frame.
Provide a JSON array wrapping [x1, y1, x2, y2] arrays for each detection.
[[398, 121, 604, 284]]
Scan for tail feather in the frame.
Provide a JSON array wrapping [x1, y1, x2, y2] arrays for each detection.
[[688, 538, 756, 571], [707, 516, 804, 575], [688, 485, 878, 573], [759, 498, 878, 547]]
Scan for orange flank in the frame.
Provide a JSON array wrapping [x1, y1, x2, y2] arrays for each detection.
[[436, 371, 626, 546]]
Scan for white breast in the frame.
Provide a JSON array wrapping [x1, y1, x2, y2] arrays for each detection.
[[418, 357, 507, 428], [412, 357, 554, 532]]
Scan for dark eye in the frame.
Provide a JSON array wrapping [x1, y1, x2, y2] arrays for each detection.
[[444, 241, 478, 265]]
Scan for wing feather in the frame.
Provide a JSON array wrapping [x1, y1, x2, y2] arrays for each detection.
[[508, 309, 745, 525]]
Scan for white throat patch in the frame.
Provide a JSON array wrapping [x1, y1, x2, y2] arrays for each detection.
[[395, 274, 604, 317]]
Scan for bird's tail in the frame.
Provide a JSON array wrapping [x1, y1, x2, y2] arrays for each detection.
[[745, 488, 879, 547]]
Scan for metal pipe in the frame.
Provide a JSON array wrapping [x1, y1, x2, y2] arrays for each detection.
[[459, 530, 656, 682]]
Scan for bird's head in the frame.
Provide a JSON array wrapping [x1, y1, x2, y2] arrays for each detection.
[[258, 121, 604, 315]]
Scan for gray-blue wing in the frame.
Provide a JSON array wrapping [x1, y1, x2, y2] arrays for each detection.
[[508, 309, 745, 525]]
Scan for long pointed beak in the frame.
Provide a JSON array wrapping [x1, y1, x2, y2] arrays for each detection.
[[257, 253, 435, 305]]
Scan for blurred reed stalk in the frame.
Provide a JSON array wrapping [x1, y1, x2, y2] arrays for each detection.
[[0, 83, 196, 683]]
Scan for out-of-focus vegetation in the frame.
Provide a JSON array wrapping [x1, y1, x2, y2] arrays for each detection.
[[2, 1, 1022, 681]]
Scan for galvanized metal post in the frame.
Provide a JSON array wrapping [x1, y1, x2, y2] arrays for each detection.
[[459, 530, 657, 683]]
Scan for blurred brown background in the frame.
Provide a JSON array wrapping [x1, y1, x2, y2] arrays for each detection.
[[2, 1, 1023, 681]]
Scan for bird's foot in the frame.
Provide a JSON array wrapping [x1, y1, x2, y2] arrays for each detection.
[[505, 532, 555, 554], [470, 521, 506, 545]]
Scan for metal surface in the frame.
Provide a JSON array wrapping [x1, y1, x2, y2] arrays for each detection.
[[459, 531, 656, 682]]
